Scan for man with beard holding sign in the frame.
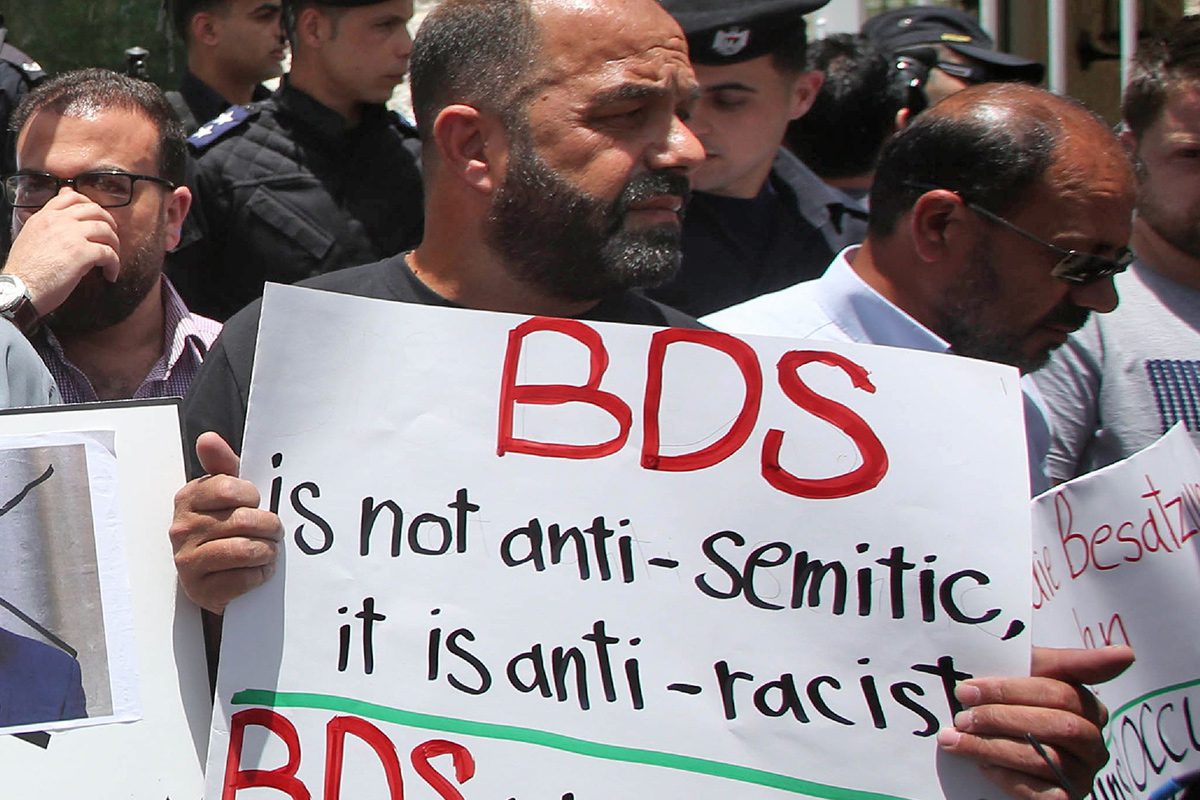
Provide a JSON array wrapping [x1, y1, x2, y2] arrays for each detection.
[[177, 0, 704, 476], [171, 1, 1133, 797]]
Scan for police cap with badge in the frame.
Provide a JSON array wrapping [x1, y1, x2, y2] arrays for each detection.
[[863, 7, 1044, 115], [660, 0, 829, 65]]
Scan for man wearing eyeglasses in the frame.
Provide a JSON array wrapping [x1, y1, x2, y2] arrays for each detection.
[[1034, 16, 1200, 483], [0, 68, 220, 403], [862, 7, 1044, 128], [704, 83, 1136, 498]]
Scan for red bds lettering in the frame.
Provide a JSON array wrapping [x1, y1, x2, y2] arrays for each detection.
[[641, 329, 762, 471], [411, 739, 476, 800], [497, 318, 631, 460], [222, 708, 311, 800], [325, 715, 404, 800], [761, 351, 888, 499], [1055, 493, 1090, 579]]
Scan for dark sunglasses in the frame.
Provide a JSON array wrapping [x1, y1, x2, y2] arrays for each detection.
[[902, 182, 1134, 285]]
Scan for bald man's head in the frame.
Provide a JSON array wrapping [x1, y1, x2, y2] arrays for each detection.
[[869, 83, 1133, 237], [859, 83, 1135, 374]]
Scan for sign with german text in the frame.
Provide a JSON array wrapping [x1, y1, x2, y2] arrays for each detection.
[[208, 284, 1033, 800], [1031, 424, 1200, 800]]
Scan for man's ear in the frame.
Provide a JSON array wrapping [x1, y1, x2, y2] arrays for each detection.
[[1119, 127, 1148, 182], [294, 6, 325, 48], [788, 70, 824, 121], [164, 186, 193, 252], [432, 104, 508, 195], [192, 12, 219, 47], [908, 189, 968, 264]]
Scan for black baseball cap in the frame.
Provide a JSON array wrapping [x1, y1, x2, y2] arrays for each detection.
[[862, 7, 1044, 84], [661, 0, 829, 65]]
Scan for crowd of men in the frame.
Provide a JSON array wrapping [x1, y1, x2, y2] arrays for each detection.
[[1, 0, 1199, 796]]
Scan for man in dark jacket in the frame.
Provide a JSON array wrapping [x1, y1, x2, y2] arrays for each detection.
[[166, 0, 424, 321], [166, 0, 286, 133], [0, 15, 44, 255], [649, 0, 869, 317]]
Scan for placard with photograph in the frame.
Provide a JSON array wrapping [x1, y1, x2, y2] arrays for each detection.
[[0, 399, 210, 798]]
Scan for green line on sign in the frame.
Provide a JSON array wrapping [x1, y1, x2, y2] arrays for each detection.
[[231, 689, 913, 800], [1102, 677, 1200, 747]]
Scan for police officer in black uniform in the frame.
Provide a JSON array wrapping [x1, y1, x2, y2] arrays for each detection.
[[0, 14, 44, 255], [167, 0, 423, 321], [165, 0, 286, 133], [649, 0, 868, 318], [862, 7, 1044, 127]]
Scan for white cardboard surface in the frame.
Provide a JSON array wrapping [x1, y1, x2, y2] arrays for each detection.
[[0, 400, 210, 799], [210, 284, 1034, 800], [1032, 424, 1200, 800]]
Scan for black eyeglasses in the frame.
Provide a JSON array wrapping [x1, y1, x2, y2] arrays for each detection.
[[903, 182, 1134, 285], [3, 170, 176, 210]]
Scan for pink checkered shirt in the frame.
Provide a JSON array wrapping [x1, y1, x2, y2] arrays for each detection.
[[33, 278, 222, 404]]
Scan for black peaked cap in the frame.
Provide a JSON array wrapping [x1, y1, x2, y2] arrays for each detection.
[[661, 0, 830, 65]]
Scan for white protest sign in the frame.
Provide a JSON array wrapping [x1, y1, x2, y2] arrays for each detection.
[[0, 400, 211, 798], [1031, 424, 1200, 800], [209, 283, 1033, 800]]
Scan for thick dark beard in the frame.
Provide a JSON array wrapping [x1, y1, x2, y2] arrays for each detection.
[[484, 131, 691, 303], [44, 220, 164, 336], [936, 241, 1090, 373]]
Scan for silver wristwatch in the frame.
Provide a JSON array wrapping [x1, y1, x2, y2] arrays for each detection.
[[0, 274, 38, 333]]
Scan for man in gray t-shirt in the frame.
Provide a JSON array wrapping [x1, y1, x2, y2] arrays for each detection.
[[1034, 16, 1200, 482]]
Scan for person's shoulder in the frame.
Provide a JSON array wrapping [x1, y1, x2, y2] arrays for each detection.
[[0, 628, 73, 671], [771, 150, 869, 219], [0, 42, 44, 89], [648, 299, 708, 330], [1117, 259, 1195, 309], [769, 148, 833, 195], [298, 256, 406, 300], [187, 102, 269, 154], [209, 258, 408, 363], [702, 279, 822, 337], [591, 291, 708, 330], [0, 320, 59, 408]]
